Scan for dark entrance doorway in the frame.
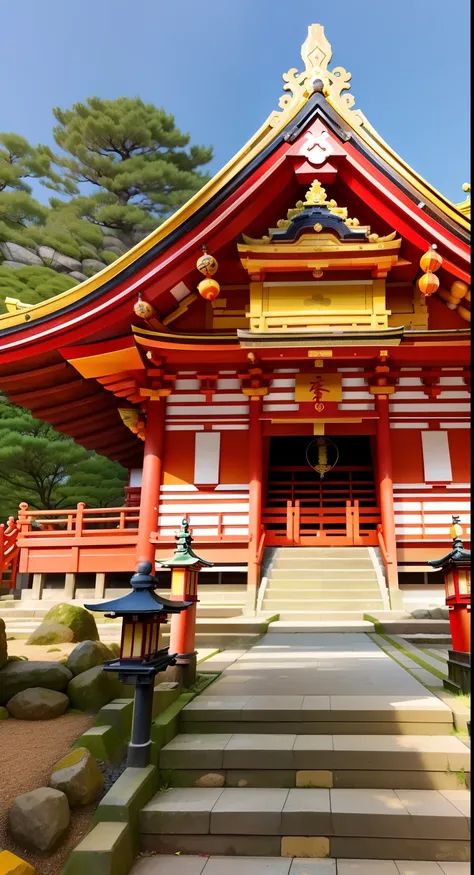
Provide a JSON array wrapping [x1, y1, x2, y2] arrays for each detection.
[[263, 435, 380, 546]]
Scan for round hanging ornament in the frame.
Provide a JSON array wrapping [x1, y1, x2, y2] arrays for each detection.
[[198, 277, 220, 301], [133, 296, 155, 320], [419, 245, 442, 274], [418, 272, 440, 297], [196, 246, 220, 301]]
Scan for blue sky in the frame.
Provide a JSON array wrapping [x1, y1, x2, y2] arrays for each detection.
[[1, 0, 470, 203]]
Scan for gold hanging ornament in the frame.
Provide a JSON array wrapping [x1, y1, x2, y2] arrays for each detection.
[[418, 243, 442, 297], [197, 245, 220, 301], [305, 436, 339, 479], [133, 292, 156, 320]]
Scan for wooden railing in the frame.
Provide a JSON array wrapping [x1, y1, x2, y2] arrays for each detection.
[[263, 499, 380, 546], [0, 516, 20, 589], [16, 502, 140, 538], [377, 523, 398, 589]]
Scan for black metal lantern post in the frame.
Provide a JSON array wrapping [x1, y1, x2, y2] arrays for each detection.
[[85, 560, 191, 767]]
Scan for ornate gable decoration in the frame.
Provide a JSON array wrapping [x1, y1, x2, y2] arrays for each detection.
[[268, 24, 365, 131], [241, 180, 398, 247]]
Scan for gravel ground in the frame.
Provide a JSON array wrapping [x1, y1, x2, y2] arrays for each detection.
[[0, 711, 95, 874], [6, 639, 78, 661]]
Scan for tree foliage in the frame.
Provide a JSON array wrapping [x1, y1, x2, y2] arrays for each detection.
[[52, 97, 213, 233], [0, 400, 126, 520]]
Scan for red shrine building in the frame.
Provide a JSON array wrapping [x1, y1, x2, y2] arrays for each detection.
[[0, 26, 470, 614]]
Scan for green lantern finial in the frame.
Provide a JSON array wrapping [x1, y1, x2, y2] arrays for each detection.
[[156, 518, 213, 569]]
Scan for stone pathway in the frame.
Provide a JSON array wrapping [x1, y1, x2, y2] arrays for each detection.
[[136, 634, 470, 866], [132, 859, 469, 874]]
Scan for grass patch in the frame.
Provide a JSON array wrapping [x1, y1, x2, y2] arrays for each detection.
[[197, 648, 220, 665], [377, 634, 447, 681], [157, 769, 174, 792], [188, 672, 219, 696], [454, 693, 471, 710], [450, 726, 469, 738], [364, 614, 383, 633]]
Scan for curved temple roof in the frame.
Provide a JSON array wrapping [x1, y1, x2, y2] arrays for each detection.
[[0, 24, 469, 334]]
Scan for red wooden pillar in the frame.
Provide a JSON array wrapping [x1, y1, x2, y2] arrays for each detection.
[[375, 396, 399, 589], [136, 399, 165, 567], [247, 399, 264, 605]]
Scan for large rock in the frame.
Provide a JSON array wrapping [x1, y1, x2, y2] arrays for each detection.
[[66, 640, 113, 676], [0, 660, 72, 705], [49, 746, 103, 806], [9, 787, 70, 851], [6, 687, 69, 720], [50, 252, 82, 273], [37, 245, 56, 262], [42, 603, 99, 642], [82, 258, 106, 276], [67, 665, 122, 713], [0, 242, 43, 266], [0, 259, 27, 269], [0, 617, 7, 669], [429, 605, 448, 620], [411, 609, 430, 619], [102, 238, 127, 254], [26, 622, 75, 645], [69, 271, 88, 282]]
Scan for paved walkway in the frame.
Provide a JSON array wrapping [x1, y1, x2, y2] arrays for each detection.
[[133, 857, 469, 874], [201, 632, 446, 699]]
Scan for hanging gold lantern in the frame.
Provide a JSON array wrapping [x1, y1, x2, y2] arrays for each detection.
[[196, 245, 220, 301], [198, 277, 221, 301], [133, 295, 156, 320], [420, 244, 442, 274], [418, 272, 440, 297], [450, 281, 469, 300], [196, 253, 218, 277], [305, 436, 339, 480]]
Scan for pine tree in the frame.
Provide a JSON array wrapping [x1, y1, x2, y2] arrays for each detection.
[[0, 400, 126, 519], [52, 97, 213, 233]]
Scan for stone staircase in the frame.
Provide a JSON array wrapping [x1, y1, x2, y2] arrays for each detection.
[[137, 694, 470, 866], [260, 547, 387, 621]]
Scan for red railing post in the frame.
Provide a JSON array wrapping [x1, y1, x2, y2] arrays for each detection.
[[286, 501, 293, 543], [75, 502, 85, 538]]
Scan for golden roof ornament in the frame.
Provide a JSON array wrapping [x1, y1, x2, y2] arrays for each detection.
[[269, 24, 365, 130], [456, 183, 471, 219], [242, 179, 396, 245]]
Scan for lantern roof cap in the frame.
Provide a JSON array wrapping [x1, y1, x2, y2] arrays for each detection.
[[156, 519, 213, 569], [85, 560, 192, 615], [427, 517, 471, 570]]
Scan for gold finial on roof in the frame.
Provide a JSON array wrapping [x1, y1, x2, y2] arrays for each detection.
[[456, 183, 471, 219], [269, 24, 365, 130]]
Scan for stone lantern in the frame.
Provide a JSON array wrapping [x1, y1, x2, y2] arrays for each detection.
[[157, 519, 213, 687], [428, 516, 471, 698], [85, 560, 191, 767]]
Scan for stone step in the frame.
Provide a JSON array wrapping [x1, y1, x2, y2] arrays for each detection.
[[159, 732, 470, 790], [264, 603, 384, 615], [275, 612, 379, 621], [130, 856, 471, 874], [265, 620, 376, 633], [180, 694, 454, 736], [273, 557, 375, 569], [269, 569, 378, 581], [263, 594, 384, 606], [266, 579, 381, 590], [139, 786, 470, 860]]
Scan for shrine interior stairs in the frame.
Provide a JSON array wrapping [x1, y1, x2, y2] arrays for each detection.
[[259, 547, 387, 621]]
